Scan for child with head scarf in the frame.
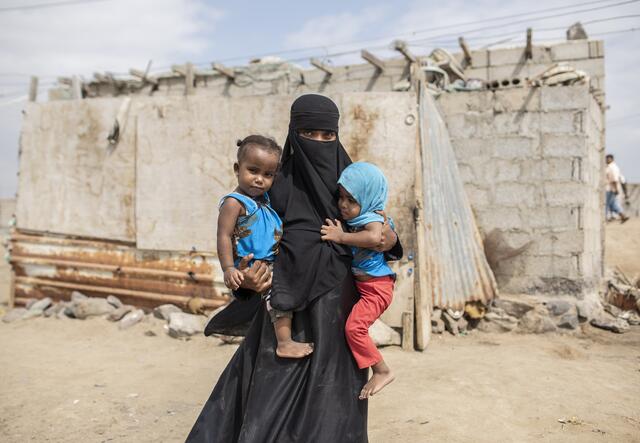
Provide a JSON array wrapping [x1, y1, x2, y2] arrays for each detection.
[[321, 161, 395, 399]]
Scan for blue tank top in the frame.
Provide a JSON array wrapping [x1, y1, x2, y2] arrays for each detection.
[[219, 192, 283, 267]]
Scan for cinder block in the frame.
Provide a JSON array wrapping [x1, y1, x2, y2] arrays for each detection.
[[489, 47, 528, 66], [490, 136, 540, 159], [487, 64, 527, 82], [539, 158, 575, 181], [476, 207, 523, 231], [540, 111, 581, 134], [540, 182, 585, 206], [463, 184, 491, 207], [588, 40, 604, 59], [457, 163, 476, 183], [524, 206, 580, 229], [523, 255, 580, 279], [467, 49, 489, 68], [493, 112, 540, 137], [550, 41, 590, 61], [530, 230, 584, 256], [436, 90, 493, 115], [487, 159, 521, 182], [494, 182, 538, 207], [445, 112, 493, 138], [450, 137, 494, 159], [464, 66, 489, 81], [542, 134, 587, 157], [571, 58, 605, 78], [541, 85, 590, 111], [493, 87, 540, 113]]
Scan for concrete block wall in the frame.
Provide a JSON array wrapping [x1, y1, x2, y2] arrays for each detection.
[[457, 40, 605, 93], [437, 84, 604, 297]]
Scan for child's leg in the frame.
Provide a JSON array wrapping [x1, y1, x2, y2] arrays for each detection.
[[268, 303, 314, 359], [344, 276, 395, 399]]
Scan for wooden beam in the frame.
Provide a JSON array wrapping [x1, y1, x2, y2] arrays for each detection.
[[28, 76, 38, 102], [185, 62, 194, 95], [458, 37, 472, 66], [310, 58, 334, 76], [525, 28, 533, 60], [71, 75, 82, 99], [129, 68, 158, 85], [171, 64, 187, 76], [402, 311, 414, 351], [361, 49, 385, 71], [211, 62, 236, 80], [393, 40, 417, 63]]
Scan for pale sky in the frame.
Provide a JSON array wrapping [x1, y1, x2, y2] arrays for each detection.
[[1, 0, 639, 198]]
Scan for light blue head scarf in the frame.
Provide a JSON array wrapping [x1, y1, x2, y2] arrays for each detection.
[[337, 162, 388, 228]]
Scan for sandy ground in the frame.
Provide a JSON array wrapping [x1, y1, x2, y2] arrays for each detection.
[[605, 217, 640, 278], [0, 220, 639, 443]]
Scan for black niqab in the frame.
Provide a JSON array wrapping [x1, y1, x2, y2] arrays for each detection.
[[268, 94, 353, 311]]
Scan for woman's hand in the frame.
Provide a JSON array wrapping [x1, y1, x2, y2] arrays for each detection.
[[236, 254, 272, 293], [373, 210, 398, 252], [320, 219, 345, 244]]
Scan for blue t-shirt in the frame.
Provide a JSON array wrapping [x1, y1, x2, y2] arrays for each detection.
[[219, 192, 283, 267], [349, 224, 395, 278]]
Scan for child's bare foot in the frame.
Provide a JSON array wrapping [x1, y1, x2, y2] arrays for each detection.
[[276, 340, 314, 359], [359, 366, 394, 399]]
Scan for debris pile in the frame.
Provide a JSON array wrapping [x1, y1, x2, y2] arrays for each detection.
[[1, 293, 209, 339]]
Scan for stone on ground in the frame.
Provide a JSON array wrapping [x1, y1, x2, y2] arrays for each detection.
[[167, 312, 206, 338], [108, 305, 134, 322], [2, 308, 28, 323], [153, 304, 183, 321], [492, 298, 534, 318], [119, 309, 145, 329], [369, 319, 401, 346], [477, 308, 518, 333], [106, 295, 123, 308], [71, 297, 115, 319], [519, 308, 557, 333]]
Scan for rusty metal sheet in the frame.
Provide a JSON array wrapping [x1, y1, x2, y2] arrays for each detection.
[[17, 100, 136, 242], [9, 230, 229, 310], [419, 91, 498, 310]]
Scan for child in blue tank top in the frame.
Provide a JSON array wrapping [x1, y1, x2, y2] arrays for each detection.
[[217, 135, 314, 359], [321, 162, 396, 399]]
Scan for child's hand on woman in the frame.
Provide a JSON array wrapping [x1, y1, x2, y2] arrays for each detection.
[[224, 267, 245, 290], [320, 219, 345, 244]]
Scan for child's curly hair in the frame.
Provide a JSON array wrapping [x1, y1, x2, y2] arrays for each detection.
[[236, 135, 282, 162]]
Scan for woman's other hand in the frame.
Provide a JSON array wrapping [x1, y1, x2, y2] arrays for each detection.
[[373, 210, 398, 252], [236, 254, 272, 293]]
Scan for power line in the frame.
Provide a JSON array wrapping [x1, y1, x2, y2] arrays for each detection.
[[0, 0, 111, 13]]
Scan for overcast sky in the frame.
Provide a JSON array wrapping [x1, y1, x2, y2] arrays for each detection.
[[1, 0, 639, 198]]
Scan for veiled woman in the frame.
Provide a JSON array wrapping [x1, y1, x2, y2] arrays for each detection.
[[186, 94, 402, 443]]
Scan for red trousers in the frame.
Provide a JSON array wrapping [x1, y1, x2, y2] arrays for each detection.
[[346, 275, 395, 369]]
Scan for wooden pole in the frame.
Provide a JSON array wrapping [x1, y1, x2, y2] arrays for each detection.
[[310, 58, 334, 76], [71, 75, 82, 99], [185, 62, 194, 95], [458, 37, 472, 66], [129, 68, 158, 85], [361, 49, 385, 72], [393, 40, 417, 63], [413, 79, 433, 351], [402, 311, 414, 351], [28, 76, 38, 102], [525, 28, 533, 60], [212, 63, 236, 80]]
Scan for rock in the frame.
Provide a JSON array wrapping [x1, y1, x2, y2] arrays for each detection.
[[492, 298, 534, 319], [119, 309, 145, 329], [108, 305, 134, 322], [44, 303, 59, 317], [477, 309, 518, 333], [544, 299, 572, 316], [590, 314, 630, 334], [626, 311, 640, 325], [71, 297, 115, 319], [431, 308, 442, 321], [603, 303, 622, 317], [369, 319, 401, 346], [29, 297, 52, 312], [519, 309, 557, 333], [71, 291, 88, 303], [153, 304, 183, 320], [21, 309, 44, 320], [106, 295, 123, 308], [576, 299, 601, 321], [167, 312, 206, 338], [24, 298, 38, 309], [457, 316, 469, 333], [442, 311, 459, 336], [2, 308, 27, 323], [431, 317, 445, 334], [557, 312, 579, 330]]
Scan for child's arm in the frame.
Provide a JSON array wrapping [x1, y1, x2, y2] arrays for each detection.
[[217, 198, 245, 290], [320, 219, 382, 249]]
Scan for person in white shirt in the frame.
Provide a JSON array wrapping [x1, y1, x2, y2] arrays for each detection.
[[605, 154, 629, 223]]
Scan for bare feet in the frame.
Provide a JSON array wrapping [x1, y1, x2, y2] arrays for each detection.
[[276, 340, 314, 359], [359, 369, 395, 399]]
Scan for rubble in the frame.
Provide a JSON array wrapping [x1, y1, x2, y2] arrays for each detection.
[[108, 305, 134, 322], [477, 309, 518, 333], [167, 312, 206, 338], [519, 308, 557, 334], [369, 320, 401, 346], [107, 295, 123, 308], [71, 298, 115, 319], [492, 298, 534, 319], [590, 314, 630, 334], [118, 309, 145, 330], [2, 308, 27, 323], [153, 304, 183, 321]]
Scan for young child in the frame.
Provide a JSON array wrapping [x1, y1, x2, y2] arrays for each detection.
[[320, 162, 395, 399], [217, 135, 314, 359]]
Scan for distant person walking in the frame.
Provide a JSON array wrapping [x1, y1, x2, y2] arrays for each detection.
[[605, 154, 629, 223]]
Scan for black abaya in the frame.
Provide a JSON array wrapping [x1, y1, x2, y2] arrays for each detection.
[[187, 276, 368, 443]]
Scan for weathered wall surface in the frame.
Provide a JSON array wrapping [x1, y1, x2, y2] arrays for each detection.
[[0, 198, 16, 304], [17, 100, 136, 242], [437, 84, 604, 296]]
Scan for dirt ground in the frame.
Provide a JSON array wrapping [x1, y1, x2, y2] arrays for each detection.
[[0, 220, 639, 443]]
